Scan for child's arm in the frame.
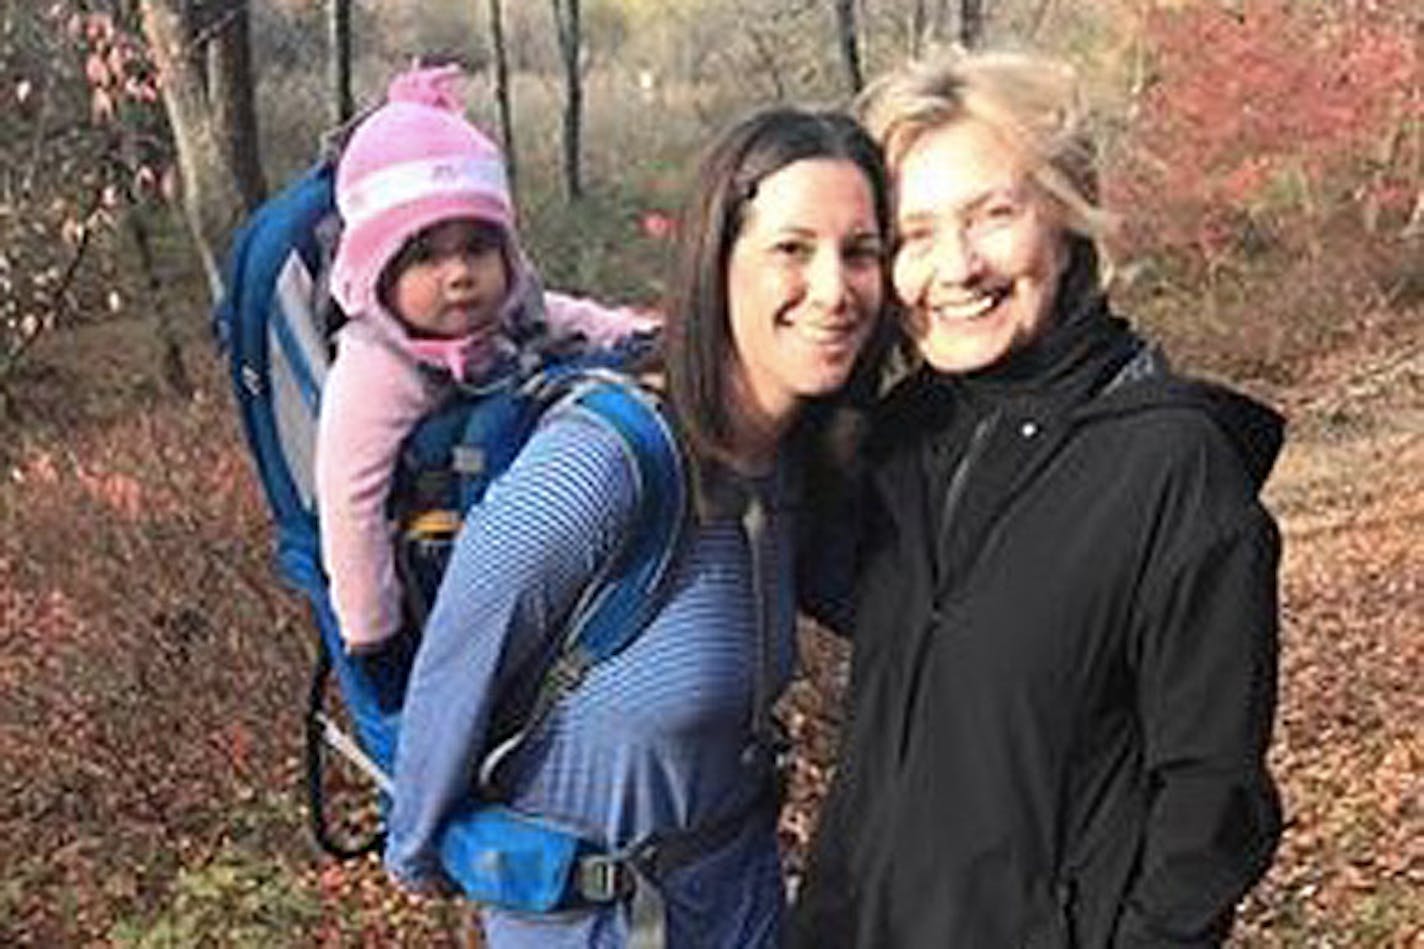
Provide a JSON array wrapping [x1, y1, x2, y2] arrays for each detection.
[[542, 290, 660, 350], [315, 333, 434, 651]]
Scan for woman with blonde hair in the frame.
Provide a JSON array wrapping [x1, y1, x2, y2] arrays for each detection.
[[793, 50, 1282, 947]]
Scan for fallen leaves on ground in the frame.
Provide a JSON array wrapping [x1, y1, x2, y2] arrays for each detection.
[[1, 318, 1420, 945]]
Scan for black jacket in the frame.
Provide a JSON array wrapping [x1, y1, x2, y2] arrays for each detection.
[[793, 300, 1283, 947]]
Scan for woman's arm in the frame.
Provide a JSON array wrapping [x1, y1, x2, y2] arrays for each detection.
[[383, 414, 638, 888], [1117, 501, 1282, 945], [794, 477, 865, 638], [793, 404, 880, 638]]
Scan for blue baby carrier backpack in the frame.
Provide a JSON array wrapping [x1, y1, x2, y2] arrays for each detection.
[[214, 157, 691, 911]]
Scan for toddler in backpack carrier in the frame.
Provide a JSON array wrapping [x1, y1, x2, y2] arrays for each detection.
[[313, 63, 655, 662]]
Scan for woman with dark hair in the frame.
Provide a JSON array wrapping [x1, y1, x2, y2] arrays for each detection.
[[793, 50, 1283, 947], [663, 110, 889, 476], [385, 106, 890, 948]]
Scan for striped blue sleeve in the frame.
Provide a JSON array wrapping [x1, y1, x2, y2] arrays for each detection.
[[384, 412, 638, 886]]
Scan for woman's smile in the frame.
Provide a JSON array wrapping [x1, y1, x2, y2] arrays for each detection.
[[728, 156, 884, 426], [892, 119, 1066, 374]]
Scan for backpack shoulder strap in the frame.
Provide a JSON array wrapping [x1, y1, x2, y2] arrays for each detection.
[[477, 369, 688, 793], [548, 373, 687, 659]]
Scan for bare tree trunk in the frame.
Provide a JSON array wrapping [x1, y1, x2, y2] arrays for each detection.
[[1404, 190, 1424, 240], [328, 0, 354, 126], [179, 0, 206, 91], [128, 208, 192, 397], [931, 0, 951, 44], [745, 26, 788, 101], [207, 2, 265, 208], [959, 0, 986, 48], [1025, 0, 1056, 40], [138, 0, 261, 300], [487, 0, 516, 194], [550, 0, 582, 200], [832, 0, 863, 94], [908, 0, 928, 58]]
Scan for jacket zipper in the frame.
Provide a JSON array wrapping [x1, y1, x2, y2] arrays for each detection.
[[896, 411, 999, 766], [934, 411, 999, 572]]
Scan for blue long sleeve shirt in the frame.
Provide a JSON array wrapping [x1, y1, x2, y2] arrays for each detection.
[[386, 409, 795, 947]]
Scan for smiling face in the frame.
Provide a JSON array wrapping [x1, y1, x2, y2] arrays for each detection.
[[726, 157, 884, 428], [384, 218, 509, 341], [892, 118, 1067, 374]]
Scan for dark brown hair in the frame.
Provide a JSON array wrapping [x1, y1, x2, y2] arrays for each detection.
[[664, 107, 892, 468]]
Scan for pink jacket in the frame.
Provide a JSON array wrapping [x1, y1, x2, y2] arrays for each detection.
[[315, 292, 656, 651]]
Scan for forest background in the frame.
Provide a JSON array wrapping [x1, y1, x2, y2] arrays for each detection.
[[1, 0, 1420, 944]]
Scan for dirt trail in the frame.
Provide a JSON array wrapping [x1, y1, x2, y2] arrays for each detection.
[[1235, 336, 1424, 943]]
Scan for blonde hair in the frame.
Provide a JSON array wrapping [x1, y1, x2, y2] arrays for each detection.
[[857, 49, 1116, 271]]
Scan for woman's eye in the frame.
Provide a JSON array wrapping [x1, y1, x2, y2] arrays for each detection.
[[972, 202, 1021, 232], [898, 227, 932, 252], [773, 240, 813, 260]]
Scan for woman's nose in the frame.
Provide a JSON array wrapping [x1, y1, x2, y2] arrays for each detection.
[[930, 227, 984, 287], [807, 250, 848, 311]]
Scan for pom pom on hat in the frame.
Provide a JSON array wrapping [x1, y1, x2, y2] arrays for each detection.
[[330, 65, 514, 316], [385, 63, 464, 111]]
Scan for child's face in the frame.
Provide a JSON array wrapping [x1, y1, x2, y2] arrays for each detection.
[[384, 219, 509, 340]]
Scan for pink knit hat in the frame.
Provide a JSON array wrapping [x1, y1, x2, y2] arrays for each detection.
[[329, 65, 514, 316]]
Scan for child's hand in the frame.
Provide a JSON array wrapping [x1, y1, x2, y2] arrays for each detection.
[[545, 292, 662, 349], [351, 626, 420, 713]]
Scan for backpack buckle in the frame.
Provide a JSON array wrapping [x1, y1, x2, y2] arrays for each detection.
[[575, 853, 633, 903], [546, 653, 590, 692], [451, 444, 486, 476]]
